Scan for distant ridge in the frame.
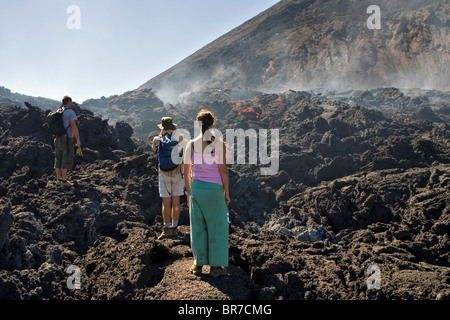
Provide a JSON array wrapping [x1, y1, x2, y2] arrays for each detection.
[[0, 86, 60, 110]]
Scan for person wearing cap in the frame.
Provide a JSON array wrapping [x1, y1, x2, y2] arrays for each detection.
[[54, 96, 81, 187], [152, 117, 185, 240]]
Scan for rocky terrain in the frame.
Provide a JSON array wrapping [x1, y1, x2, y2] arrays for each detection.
[[1, 0, 449, 303], [81, 88, 168, 138], [81, 86, 450, 142], [80, 87, 267, 138], [0, 86, 449, 300]]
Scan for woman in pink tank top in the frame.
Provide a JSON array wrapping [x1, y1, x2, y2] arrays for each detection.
[[184, 109, 230, 277]]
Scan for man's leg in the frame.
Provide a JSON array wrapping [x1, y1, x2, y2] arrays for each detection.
[[60, 138, 75, 185], [157, 197, 174, 240], [162, 197, 172, 227], [171, 196, 181, 228], [61, 169, 68, 181], [55, 168, 62, 180], [54, 137, 62, 181], [170, 170, 184, 229]]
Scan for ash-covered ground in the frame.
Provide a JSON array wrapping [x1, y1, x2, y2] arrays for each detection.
[[0, 87, 449, 300]]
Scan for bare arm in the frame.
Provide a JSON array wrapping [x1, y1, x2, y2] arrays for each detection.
[[219, 142, 230, 206], [184, 141, 193, 197], [151, 136, 160, 153], [70, 120, 81, 147]]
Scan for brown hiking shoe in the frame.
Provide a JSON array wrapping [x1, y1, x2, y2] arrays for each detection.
[[157, 227, 174, 240], [60, 180, 74, 187], [190, 264, 203, 275], [210, 266, 228, 278]]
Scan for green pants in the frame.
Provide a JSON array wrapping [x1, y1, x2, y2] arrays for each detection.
[[54, 135, 75, 170], [189, 180, 228, 267]]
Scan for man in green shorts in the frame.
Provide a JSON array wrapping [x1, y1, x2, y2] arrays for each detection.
[[54, 96, 81, 186]]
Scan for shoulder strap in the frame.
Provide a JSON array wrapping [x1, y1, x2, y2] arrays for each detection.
[[62, 108, 71, 132]]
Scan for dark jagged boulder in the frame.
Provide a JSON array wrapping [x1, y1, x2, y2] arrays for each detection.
[[413, 106, 442, 122], [0, 102, 136, 180], [0, 203, 13, 253], [115, 121, 134, 153]]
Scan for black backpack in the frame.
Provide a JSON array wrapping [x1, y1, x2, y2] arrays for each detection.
[[47, 108, 70, 136]]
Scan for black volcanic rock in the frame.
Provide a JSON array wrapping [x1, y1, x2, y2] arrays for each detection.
[[413, 106, 442, 122], [0, 87, 449, 300], [0, 203, 13, 252], [81, 88, 166, 137], [0, 102, 136, 180], [1, 0, 449, 301]]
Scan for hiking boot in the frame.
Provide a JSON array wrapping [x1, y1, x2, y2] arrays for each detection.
[[190, 264, 203, 275], [60, 180, 74, 187], [157, 227, 173, 240], [210, 267, 228, 278], [171, 227, 178, 237], [47, 179, 60, 187]]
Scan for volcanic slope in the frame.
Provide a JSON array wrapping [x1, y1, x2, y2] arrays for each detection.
[[139, 0, 450, 103]]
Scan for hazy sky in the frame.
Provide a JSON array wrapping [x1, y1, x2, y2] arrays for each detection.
[[0, 0, 280, 103]]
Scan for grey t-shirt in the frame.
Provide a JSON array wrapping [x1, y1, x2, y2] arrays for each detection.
[[62, 108, 77, 138]]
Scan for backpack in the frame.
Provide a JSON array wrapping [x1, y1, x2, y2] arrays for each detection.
[[47, 108, 70, 136], [158, 133, 179, 171]]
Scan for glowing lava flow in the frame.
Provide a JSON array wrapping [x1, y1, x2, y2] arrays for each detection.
[[231, 95, 284, 127]]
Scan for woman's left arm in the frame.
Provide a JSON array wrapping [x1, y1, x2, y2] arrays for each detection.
[[219, 142, 230, 206]]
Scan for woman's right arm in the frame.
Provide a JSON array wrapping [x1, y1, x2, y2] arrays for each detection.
[[184, 141, 193, 196]]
